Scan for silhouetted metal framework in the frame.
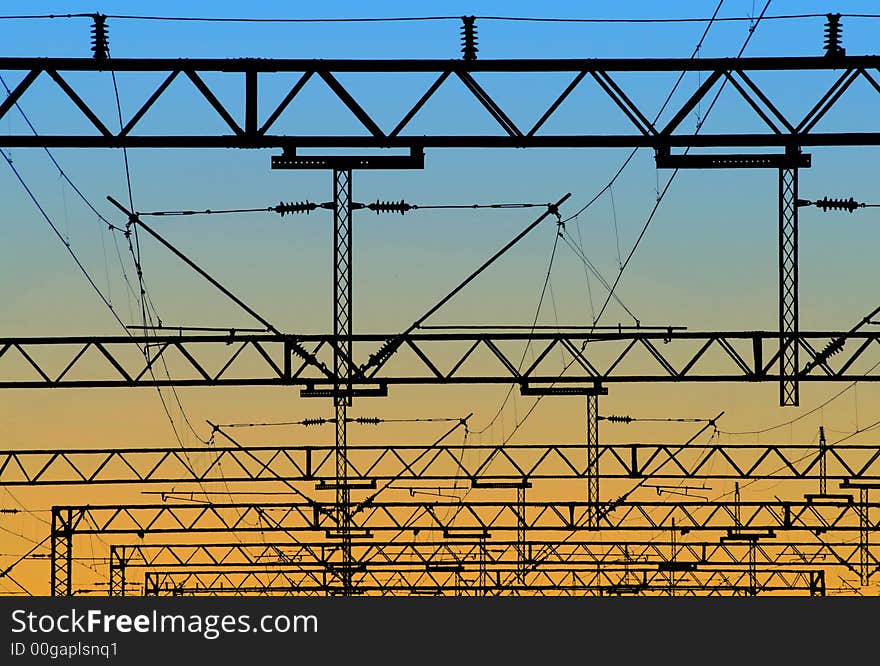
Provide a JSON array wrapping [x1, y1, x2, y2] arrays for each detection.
[[109, 538, 858, 597], [859, 487, 871, 586], [515, 483, 527, 586], [779, 168, 799, 405], [141, 566, 825, 597], [2, 55, 878, 414], [586, 393, 600, 528], [50, 498, 880, 537], [331, 168, 355, 594], [8, 441, 880, 486], [0, 56, 879, 149], [107, 539, 874, 575], [10, 52, 880, 598], [50, 508, 80, 597], [2, 330, 880, 389], [51, 498, 876, 595]]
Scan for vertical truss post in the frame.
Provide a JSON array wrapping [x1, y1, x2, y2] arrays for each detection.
[[779, 166, 799, 406], [50, 507, 74, 597], [274, 151, 423, 596], [818, 426, 828, 496], [859, 487, 870, 587], [516, 482, 527, 588], [333, 168, 354, 596], [748, 538, 758, 596], [734, 481, 742, 529], [586, 391, 600, 528], [109, 545, 128, 597], [731, 481, 759, 596], [144, 573, 159, 596], [668, 518, 677, 597], [478, 535, 488, 596]]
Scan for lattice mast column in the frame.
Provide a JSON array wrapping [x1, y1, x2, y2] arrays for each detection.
[[747, 537, 758, 596], [586, 392, 600, 527], [109, 546, 128, 597], [516, 483, 527, 588], [50, 507, 74, 597], [333, 168, 354, 595], [779, 167, 799, 406], [860, 488, 870, 587], [478, 535, 488, 596], [667, 519, 677, 596]]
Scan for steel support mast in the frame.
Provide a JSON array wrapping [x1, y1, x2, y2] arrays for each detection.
[[779, 167, 799, 405], [586, 392, 600, 528], [333, 168, 354, 594]]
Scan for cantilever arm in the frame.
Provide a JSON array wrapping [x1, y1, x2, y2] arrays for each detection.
[[361, 192, 572, 377]]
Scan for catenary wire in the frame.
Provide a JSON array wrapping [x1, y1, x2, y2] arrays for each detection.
[[0, 13, 874, 23]]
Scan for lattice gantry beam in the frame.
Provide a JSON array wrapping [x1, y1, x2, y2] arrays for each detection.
[[51, 499, 880, 539], [108, 539, 869, 575], [8, 441, 880, 486], [3, 330, 880, 388], [105, 538, 871, 597], [141, 566, 824, 597], [51, 500, 878, 595], [104, 538, 866, 596], [1, 56, 880, 149]]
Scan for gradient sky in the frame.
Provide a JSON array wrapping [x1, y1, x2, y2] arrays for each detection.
[[1, 1, 879, 594]]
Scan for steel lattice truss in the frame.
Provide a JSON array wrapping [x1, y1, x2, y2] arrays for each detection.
[[141, 567, 825, 597], [51, 499, 877, 538], [6, 441, 880, 485], [2, 330, 880, 389], [102, 538, 876, 597], [107, 540, 873, 573], [0, 56, 879, 149]]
